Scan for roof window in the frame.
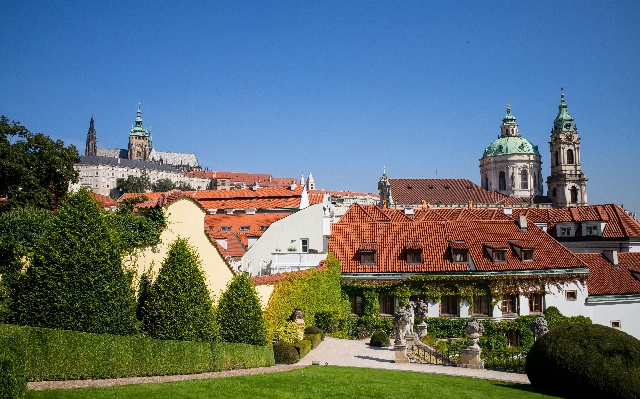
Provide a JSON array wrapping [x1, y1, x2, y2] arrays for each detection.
[[220, 226, 231, 232], [239, 226, 250, 231]]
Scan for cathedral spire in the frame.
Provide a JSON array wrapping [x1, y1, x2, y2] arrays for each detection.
[[135, 103, 143, 128], [552, 92, 576, 133], [85, 115, 97, 156], [500, 102, 520, 137]]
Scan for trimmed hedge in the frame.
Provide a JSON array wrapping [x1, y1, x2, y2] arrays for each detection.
[[0, 334, 25, 399], [293, 340, 311, 359], [526, 323, 640, 399], [304, 326, 324, 340], [218, 273, 268, 346], [273, 342, 299, 364], [0, 324, 274, 382], [369, 331, 390, 347], [304, 333, 321, 349]]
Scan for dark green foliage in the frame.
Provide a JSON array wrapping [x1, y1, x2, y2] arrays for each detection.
[[304, 333, 321, 349], [151, 178, 175, 192], [136, 273, 153, 322], [0, 334, 26, 399], [175, 181, 194, 191], [293, 339, 311, 358], [527, 323, 640, 399], [369, 331, 390, 347], [0, 207, 50, 322], [272, 342, 299, 364], [0, 116, 79, 212], [315, 310, 352, 337], [304, 326, 324, 340], [13, 189, 138, 335], [0, 324, 274, 381], [217, 273, 268, 346], [543, 306, 591, 330], [141, 238, 217, 341], [116, 171, 151, 194]]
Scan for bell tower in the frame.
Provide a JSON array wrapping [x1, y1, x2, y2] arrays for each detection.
[[85, 115, 97, 156], [128, 104, 150, 161], [546, 93, 588, 206]]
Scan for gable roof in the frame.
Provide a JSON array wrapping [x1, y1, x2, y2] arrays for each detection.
[[576, 253, 640, 296], [511, 204, 640, 239], [330, 219, 586, 274], [389, 178, 510, 206], [90, 192, 117, 209], [338, 204, 513, 224]]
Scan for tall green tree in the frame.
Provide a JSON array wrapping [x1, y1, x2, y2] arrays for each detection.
[[13, 189, 138, 335], [140, 238, 218, 341], [217, 273, 268, 346], [0, 116, 79, 212], [151, 178, 175, 192], [175, 181, 194, 191], [116, 170, 151, 194]]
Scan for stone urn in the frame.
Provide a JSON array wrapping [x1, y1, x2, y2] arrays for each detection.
[[462, 318, 484, 350], [290, 307, 305, 340], [529, 315, 549, 341]]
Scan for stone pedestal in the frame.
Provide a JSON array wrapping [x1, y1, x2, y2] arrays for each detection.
[[405, 334, 415, 351], [459, 347, 484, 369], [416, 322, 427, 339], [393, 344, 409, 363]]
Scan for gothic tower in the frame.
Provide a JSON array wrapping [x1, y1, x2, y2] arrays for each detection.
[[128, 104, 150, 161], [85, 116, 97, 156], [546, 93, 588, 207], [306, 171, 315, 190]]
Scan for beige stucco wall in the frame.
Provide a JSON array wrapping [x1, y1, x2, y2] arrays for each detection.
[[254, 284, 275, 309], [128, 197, 234, 301]]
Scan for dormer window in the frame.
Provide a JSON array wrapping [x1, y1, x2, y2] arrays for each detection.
[[560, 227, 571, 236], [405, 242, 423, 264], [586, 225, 597, 236], [493, 250, 506, 262], [485, 243, 508, 263], [220, 226, 231, 232], [359, 243, 377, 265], [239, 226, 250, 231], [449, 241, 469, 263], [522, 250, 534, 261]]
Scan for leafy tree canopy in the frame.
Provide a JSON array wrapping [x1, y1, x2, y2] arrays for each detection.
[[13, 188, 139, 335], [140, 237, 218, 341], [217, 273, 268, 346], [175, 181, 194, 191], [151, 178, 175, 192], [0, 116, 79, 212], [116, 170, 151, 195]]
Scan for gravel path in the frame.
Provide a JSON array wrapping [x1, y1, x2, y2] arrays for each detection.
[[28, 337, 529, 390], [298, 337, 531, 385]]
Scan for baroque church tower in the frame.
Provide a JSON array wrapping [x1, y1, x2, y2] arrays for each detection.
[[128, 104, 151, 161], [546, 93, 588, 206], [85, 116, 97, 156]]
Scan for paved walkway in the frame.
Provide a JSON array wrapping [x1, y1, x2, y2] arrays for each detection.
[[298, 337, 531, 385]]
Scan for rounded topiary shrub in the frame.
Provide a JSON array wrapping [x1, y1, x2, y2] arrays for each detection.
[[526, 323, 640, 399], [369, 330, 390, 347], [304, 326, 324, 340], [273, 342, 300, 364]]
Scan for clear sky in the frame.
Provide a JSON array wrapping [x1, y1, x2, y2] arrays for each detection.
[[2, 1, 640, 212]]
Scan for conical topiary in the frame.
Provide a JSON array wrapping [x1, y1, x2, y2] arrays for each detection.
[[217, 273, 268, 346]]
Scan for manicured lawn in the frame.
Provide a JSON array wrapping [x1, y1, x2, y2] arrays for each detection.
[[26, 366, 559, 399]]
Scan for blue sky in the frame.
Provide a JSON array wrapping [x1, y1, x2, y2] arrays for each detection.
[[2, 1, 640, 212]]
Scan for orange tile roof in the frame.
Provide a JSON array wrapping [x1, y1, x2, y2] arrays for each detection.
[[118, 190, 198, 210], [389, 178, 509, 206], [198, 198, 300, 209], [511, 204, 640, 239], [90, 192, 117, 208], [194, 186, 304, 199], [309, 189, 380, 198], [338, 204, 513, 224], [330, 219, 586, 274], [576, 253, 640, 296]]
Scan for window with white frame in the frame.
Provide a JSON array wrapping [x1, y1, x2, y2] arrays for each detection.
[[300, 239, 309, 253], [586, 225, 598, 236], [560, 227, 572, 237]]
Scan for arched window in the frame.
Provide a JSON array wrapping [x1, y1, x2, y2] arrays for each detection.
[[482, 174, 488, 190], [567, 149, 574, 164], [499, 172, 506, 191], [553, 188, 557, 197], [554, 151, 559, 166], [570, 187, 578, 203], [521, 170, 528, 190]]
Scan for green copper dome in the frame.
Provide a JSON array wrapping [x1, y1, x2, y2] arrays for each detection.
[[482, 136, 540, 158]]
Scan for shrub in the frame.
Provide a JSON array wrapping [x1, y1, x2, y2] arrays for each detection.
[[0, 335, 25, 399], [273, 342, 299, 364], [369, 331, 390, 347], [0, 323, 274, 381], [315, 310, 350, 336], [140, 238, 217, 342], [304, 333, 321, 349], [263, 254, 350, 342], [218, 273, 268, 346], [293, 340, 312, 358], [13, 189, 138, 335], [272, 321, 300, 344], [526, 323, 640, 399], [304, 326, 324, 340]]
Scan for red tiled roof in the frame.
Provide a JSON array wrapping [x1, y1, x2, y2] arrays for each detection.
[[511, 204, 640, 239], [330, 220, 586, 274], [576, 253, 640, 296], [389, 178, 509, 206], [309, 189, 380, 198], [338, 204, 513, 224], [118, 191, 198, 210], [194, 186, 303, 199], [198, 198, 300, 209], [90, 192, 117, 208]]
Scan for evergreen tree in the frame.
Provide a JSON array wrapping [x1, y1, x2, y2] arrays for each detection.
[[217, 273, 268, 346], [13, 189, 138, 335], [141, 238, 217, 341]]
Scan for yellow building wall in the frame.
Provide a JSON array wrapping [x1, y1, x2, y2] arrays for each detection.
[[130, 197, 234, 301], [255, 284, 275, 309]]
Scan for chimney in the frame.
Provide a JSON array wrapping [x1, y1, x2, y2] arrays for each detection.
[[468, 200, 473, 209], [603, 250, 619, 267], [290, 182, 297, 190], [518, 215, 528, 231]]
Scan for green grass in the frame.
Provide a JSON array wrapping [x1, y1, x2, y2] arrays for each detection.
[[26, 366, 559, 399]]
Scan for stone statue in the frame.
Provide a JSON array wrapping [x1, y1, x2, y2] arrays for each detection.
[[460, 318, 485, 369], [462, 318, 484, 350], [529, 315, 549, 341], [393, 307, 413, 345], [415, 300, 429, 339], [290, 307, 305, 340]]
